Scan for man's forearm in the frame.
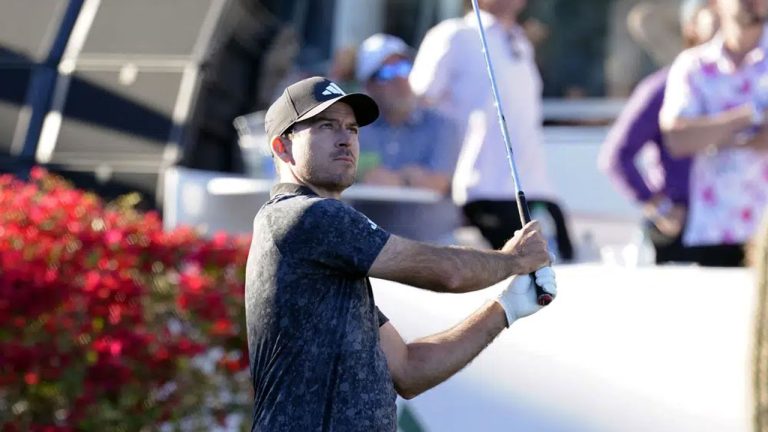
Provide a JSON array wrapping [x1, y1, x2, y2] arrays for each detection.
[[662, 106, 752, 157], [599, 147, 654, 203], [404, 172, 451, 195], [371, 240, 523, 294], [394, 301, 507, 399], [598, 107, 656, 203]]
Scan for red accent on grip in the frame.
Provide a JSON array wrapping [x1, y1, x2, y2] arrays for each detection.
[[537, 292, 554, 306]]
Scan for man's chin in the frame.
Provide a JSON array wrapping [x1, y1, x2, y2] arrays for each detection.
[[321, 176, 355, 194]]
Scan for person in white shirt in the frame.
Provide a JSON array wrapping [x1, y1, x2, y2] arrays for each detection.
[[409, 0, 573, 260]]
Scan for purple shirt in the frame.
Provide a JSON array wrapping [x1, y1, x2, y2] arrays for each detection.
[[599, 68, 691, 205]]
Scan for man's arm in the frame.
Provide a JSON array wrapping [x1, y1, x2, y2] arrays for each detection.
[[410, 23, 455, 105], [598, 73, 664, 203], [368, 221, 550, 293], [379, 269, 556, 399], [401, 112, 460, 196], [400, 165, 451, 195], [658, 50, 757, 157], [379, 301, 506, 399], [660, 104, 753, 157], [363, 165, 451, 194]]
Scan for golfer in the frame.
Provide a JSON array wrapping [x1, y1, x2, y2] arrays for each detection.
[[245, 76, 556, 431]]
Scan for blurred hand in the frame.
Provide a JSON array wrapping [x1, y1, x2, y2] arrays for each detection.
[[654, 205, 686, 237], [364, 167, 405, 186], [643, 196, 686, 237], [500, 220, 550, 275], [400, 165, 429, 187], [745, 126, 768, 151], [400, 165, 451, 195], [496, 267, 557, 327]]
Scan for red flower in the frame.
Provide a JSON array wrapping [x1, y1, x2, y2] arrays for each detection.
[[211, 318, 233, 336], [24, 372, 39, 385], [0, 168, 252, 429]]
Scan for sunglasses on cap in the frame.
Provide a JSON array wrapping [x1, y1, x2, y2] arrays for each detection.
[[371, 60, 412, 83]]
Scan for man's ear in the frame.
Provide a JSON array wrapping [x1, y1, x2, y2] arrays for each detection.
[[271, 136, 293, 164]]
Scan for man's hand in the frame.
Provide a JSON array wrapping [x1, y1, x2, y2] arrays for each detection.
[[497, 267, 557, 327], [743, 125, 768, 151], [654, 205, 686, 237], [400, 165, 451, 195], [642, 196, 686, 237], [500, 220, 550, 275], [400, 165, 429, 186], [364, 167, 405, 186]]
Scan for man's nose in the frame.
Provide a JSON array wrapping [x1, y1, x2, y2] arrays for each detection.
[[336, 130, 354, 147]]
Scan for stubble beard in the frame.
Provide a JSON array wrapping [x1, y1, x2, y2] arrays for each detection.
[[304, 164, 356, 194]]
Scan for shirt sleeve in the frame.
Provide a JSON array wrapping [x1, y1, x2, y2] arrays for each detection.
[[598, 72, 665, 203], [410, 23, 456, 104], [286, 199, 390, 277], [375, 306, 389, 327], [660, 50, 705, 123]]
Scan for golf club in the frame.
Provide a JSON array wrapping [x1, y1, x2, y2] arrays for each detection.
[[469, 0, 555, 305]]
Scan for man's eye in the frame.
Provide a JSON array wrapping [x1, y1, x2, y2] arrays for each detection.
[[348, 127, 359, 135], [320, 122, 334, 129]]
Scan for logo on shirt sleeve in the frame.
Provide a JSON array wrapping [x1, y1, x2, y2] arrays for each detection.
[[365, 216, 379, 231]]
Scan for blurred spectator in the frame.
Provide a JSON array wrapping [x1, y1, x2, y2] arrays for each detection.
[[328, 45, 361, 93], [410, 0, 573, 260], [660, 0, 768, 267], [599, 0, 718, 264], [355, 34, 460, 195], [350, 33, 463, 244]]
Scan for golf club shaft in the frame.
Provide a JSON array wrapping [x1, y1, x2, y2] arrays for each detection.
[[470, 0, 553, 305]]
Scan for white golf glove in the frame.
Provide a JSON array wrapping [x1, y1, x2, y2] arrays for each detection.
[[496, 267, 557, 327]]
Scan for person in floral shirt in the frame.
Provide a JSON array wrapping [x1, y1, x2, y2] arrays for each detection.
[[660, 0, 768, 266]]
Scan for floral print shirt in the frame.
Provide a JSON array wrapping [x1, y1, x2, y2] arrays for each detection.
[[661, 28, 768, 247]]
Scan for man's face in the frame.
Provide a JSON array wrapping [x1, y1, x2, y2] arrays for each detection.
[[718, 0, 768, 25], [365, 54, 413, 114], [479, 0, 527, 20], [285, 102, 360, 193]]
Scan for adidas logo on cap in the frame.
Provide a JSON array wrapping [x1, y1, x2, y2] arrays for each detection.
[[321, 82, 345, 96]]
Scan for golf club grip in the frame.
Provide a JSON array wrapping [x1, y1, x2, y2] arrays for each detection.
[[516, 192, 554, 306]]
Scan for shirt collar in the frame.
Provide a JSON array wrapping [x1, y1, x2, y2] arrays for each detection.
[[704, 25, 768, 71], [270, 182, 317, 198]]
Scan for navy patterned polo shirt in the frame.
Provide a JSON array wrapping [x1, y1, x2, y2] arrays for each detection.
[[245, 183, 396, 431]]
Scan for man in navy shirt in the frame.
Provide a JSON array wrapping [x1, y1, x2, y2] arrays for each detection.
[[245, 76, 557, 431]]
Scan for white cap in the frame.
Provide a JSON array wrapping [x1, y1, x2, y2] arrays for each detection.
[[355, 33, 411, 82]]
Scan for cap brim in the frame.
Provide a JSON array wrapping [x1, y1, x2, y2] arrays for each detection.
[[295, 93, 379, 127]]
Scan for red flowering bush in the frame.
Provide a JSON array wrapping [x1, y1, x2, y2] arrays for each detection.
[[0, 168, 252, 431]]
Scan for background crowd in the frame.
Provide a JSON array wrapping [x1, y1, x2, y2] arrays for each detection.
[[5, 0, 768, 430], [252, 0, 768, 268]]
